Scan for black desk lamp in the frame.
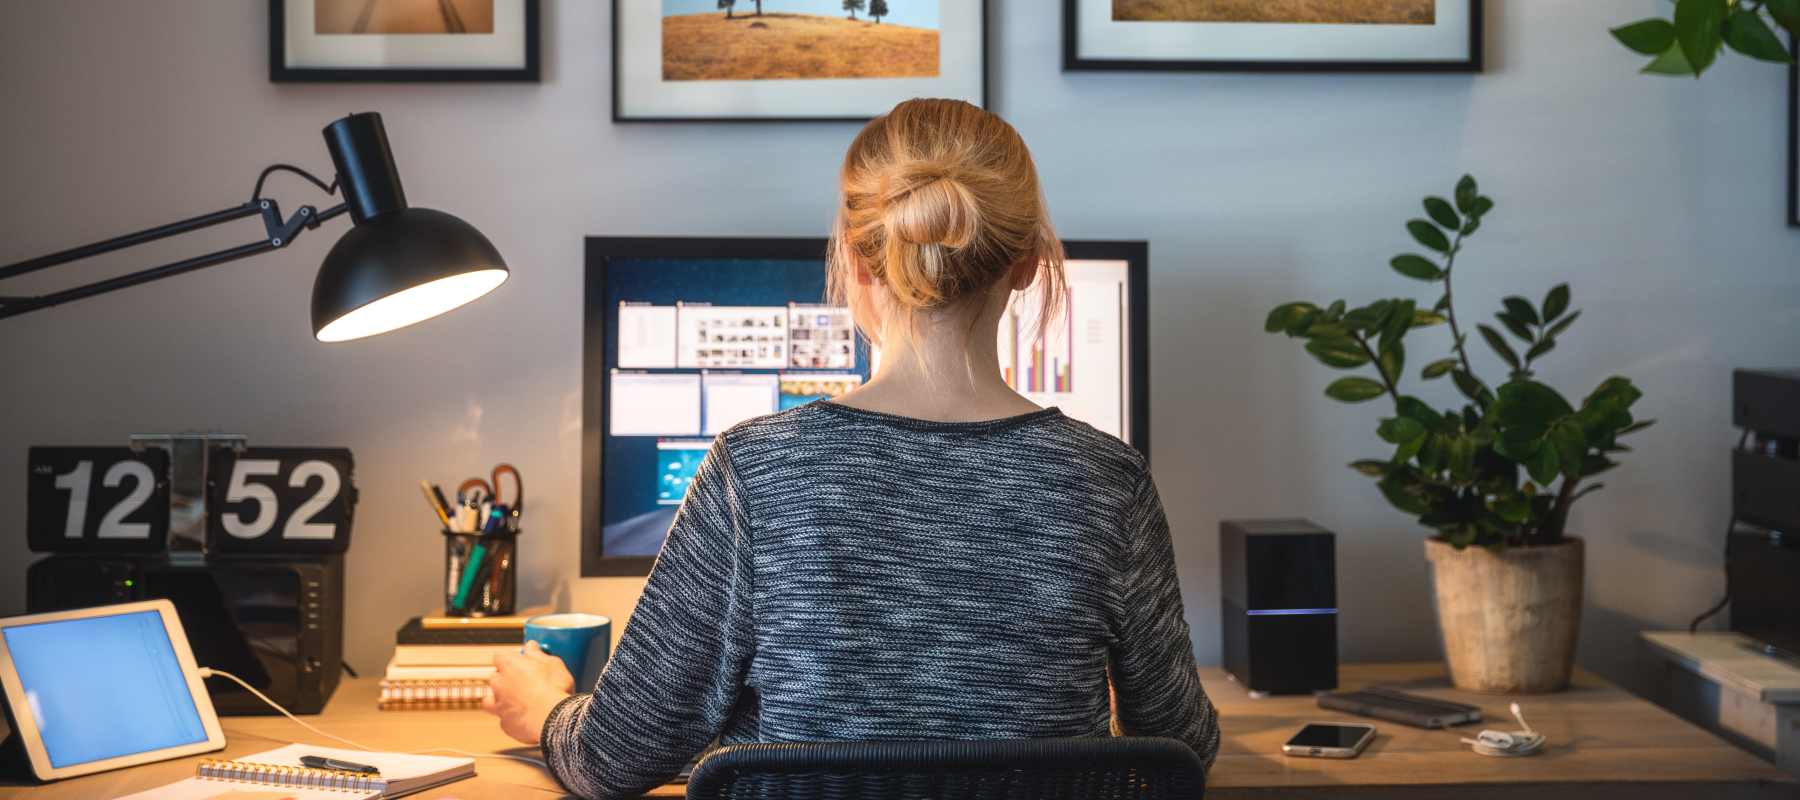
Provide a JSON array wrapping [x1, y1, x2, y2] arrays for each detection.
[[0, 112, 508, 341]]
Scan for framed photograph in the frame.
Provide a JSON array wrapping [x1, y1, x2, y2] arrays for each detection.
[[270, 0, 539, 82], [615, 1, 988, 123], [1064, 0, 1482, 72]]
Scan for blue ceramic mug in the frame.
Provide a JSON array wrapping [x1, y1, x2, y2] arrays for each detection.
[[523, 613, 612, 693]]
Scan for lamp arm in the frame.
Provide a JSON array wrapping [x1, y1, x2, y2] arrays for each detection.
[[0, 188, 351, 321]]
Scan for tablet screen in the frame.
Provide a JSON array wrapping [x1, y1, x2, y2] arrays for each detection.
[[2, 610, 208, 768]]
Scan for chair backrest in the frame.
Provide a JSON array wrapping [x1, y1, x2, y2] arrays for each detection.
[[685, 737, 1205, 800]]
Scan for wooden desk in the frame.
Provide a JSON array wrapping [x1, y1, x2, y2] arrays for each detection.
[[1203, 662, 1796, 799], [4, 662, 1793, 798]]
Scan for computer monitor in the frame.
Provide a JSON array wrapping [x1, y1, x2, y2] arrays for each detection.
[[580, 237, 1148, 576]]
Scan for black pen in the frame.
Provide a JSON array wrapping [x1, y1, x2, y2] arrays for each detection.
[[301, 754, 380, 775]]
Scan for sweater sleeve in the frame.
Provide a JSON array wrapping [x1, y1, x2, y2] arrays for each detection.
[[540, 437, 755, 799], [1107, 466, 1221, 771]]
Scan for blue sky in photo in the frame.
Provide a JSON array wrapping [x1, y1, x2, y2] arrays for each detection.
[[662, 0, 939, 29]]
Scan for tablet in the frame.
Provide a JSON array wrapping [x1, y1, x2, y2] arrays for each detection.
[[0, 599, 226, 781]]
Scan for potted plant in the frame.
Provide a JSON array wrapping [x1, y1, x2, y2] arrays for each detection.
[[1264, 176, 1653, 693]]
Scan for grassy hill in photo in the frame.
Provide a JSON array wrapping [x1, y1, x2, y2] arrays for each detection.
[[663, 12, 940, 81], [1114, 0, 1434, 25]]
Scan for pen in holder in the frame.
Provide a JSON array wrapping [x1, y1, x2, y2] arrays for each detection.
[[443, 528, 518, 617]]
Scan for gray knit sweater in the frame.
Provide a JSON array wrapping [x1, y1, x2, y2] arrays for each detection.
[[541, 401, 1220, 799]]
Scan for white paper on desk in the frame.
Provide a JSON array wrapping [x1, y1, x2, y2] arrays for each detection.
[[113, 745, 473, 800]]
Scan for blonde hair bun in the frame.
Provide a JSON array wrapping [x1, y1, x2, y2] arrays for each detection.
[[830, 99, 1065, 344]]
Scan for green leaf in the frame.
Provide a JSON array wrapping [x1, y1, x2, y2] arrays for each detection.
[[1454, 176, 1478, 214], [1497, 380, 1577, 424], [1524, 444, 1561, 485], [1421, 357, 1458, 380], [1549, 420, 1588, 476], [1451, 369, 1492, 408], [1378, 416, 1427, 444], [1407, 219, 1452, 253], [1379, 340, 1405, 385], [1612, 18, 1679, 55], [1525, 338, 1556, 362], [1642, 41, 1697, 75], [1723, 8, 1792, 62], [1502, 296, 1540, 326], [1423, 196, 1461, 230], [1377, 472, 1433, 515], [1265, 302, 1317, 334], [1492, 495, 1532, 524], [1582, 454, 1620, 477], [1305, 337, 1371, 369], [1326, 377, 1387, 403], [1542, 283, 1570, 322], [1478, 324, 1521, 370], [1343, 301, 1392, 332], [1496, 311, 1535, 343], [1544, 309, 1581, 339], [1325, 299, 1347, 320], [1391, 254, 1444, 281], [1674, 0, 1727, 75], [1469, 196, 1495, 218], [1769, 0, 1800, 33], [1413, 309, 1447, 327], [1618, 419, 1656, 436], [1434, 294, 1451, 312], [1349, 460, 1389, 477]]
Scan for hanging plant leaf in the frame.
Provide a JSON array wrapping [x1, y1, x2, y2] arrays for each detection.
[[1501, 296, 1540, 326], [1496, 311, 1535, 343], [1611, 17, 1678, 54], [1544, 309, 1581, 338], [1673, 0, 1727, 75], [1421, 358, 1459, 380], [1265, 302, 1318, 334], [1423, 196, 1461, 230], [1305, 337, 1370, 369], [1642, 41, 1697, 75], [1525, 338, 1556, 362], [1477, 324, 1521, 370], [1325, 377, 1387, 403], [1413, 309, 1447, 326], [1348, 460, 1390, 477], [1407, 219, 1452, 253], [1391, 254, 1444, 281], [1454, 175, 1478, 213], [1542, 283, 1571, 322], [1723, 8, 1792, 62]]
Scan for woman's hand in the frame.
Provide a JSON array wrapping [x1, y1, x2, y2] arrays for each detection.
[[484, 640, 576, 745]]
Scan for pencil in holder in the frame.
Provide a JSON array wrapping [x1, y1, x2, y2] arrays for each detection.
[[443, 529, 518, 617]]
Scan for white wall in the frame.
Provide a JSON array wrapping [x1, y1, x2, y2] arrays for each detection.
[[2, 1, 1796, 693]]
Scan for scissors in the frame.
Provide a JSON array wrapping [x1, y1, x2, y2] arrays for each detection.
[[457, 463, 523, 531]]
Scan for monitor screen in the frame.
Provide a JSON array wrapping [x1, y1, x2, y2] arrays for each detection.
[[582, 238, 1146, 574], [2, 610, 208, 768]]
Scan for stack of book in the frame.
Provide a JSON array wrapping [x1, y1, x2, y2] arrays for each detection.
[[379, 611, 537, 711]]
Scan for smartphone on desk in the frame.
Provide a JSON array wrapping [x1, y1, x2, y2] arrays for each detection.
[[1282, 722, 1377, 759]]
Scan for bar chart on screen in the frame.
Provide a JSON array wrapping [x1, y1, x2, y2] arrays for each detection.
[[998, 259, 1130, 440]]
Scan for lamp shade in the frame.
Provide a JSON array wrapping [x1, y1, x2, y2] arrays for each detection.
[[311, 207, 508, 342]]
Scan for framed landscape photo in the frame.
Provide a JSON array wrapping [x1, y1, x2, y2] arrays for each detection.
[[1064, 0, 1482, 72], [615, 0, 988, 122], [270, 0, 540, 82]]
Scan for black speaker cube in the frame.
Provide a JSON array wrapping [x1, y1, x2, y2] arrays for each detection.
[[1220, 519, 1337, 695]]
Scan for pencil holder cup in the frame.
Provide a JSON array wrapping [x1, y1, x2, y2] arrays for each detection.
[[443, 529, 518, 617]]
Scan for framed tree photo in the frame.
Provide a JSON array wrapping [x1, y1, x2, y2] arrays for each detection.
[[270, 0, 540, 82], [615, 0, 989, 122], [1064, 0, 1482, 72]]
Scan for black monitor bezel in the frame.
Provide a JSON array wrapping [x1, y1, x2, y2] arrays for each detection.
[[581, 236, 1149, 577]]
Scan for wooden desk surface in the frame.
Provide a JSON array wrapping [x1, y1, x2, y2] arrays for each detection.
[[4, 662, 1793, 799]]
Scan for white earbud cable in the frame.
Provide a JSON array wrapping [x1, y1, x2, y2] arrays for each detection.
[[200, 667, 546, 768]]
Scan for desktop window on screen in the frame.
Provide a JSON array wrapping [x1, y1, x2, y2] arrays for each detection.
[[597, 256, 1133, 560], [2, 611, 207, 768]]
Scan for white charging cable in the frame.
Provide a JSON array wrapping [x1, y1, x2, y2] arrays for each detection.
[[200, 667, 547, 768], [1460, 702, 1546, 757]]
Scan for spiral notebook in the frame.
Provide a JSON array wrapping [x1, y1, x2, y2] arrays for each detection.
[[115, 745, 473, 799]]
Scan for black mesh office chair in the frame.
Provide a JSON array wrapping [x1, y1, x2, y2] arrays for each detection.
[[685, 737, 1206, 799]]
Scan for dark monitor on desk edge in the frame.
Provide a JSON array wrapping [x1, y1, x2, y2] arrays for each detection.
[[580, 237, 1148, 577]]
